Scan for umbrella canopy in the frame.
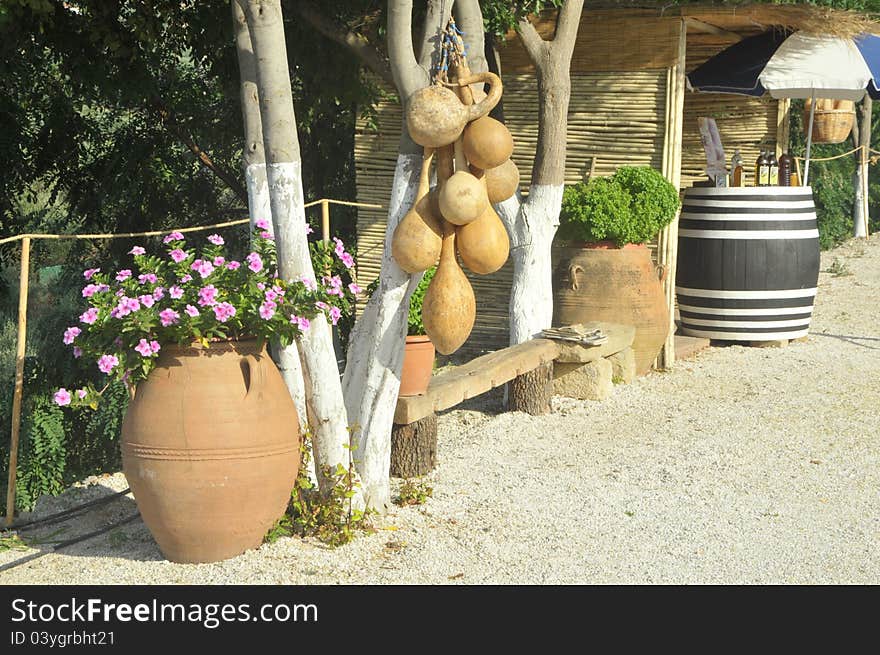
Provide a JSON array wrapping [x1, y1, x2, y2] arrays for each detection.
[[687, 29, 880, 101]]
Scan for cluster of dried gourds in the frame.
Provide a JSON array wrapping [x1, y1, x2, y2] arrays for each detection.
[[392, 24, 519, 355]]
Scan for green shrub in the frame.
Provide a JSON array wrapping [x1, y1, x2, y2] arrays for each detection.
[[365, 265, 436, 336], [558, 166, 680, 246]]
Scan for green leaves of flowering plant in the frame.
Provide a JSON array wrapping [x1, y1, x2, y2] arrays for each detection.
[[53, 220, 359, 409]]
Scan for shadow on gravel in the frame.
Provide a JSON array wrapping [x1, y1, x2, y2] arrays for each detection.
[[814, 332, 880, 350], [0, 485, 163, 574]]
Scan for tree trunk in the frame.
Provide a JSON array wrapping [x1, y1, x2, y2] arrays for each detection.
[[507, 361, 553, 415], [390, 414, 438, 478], [341, 0, 451, 512], [232, 0, 307, 424], [242, 0, 354, 498], [500, 2, 583, 345], [853, 97, 872, 238]]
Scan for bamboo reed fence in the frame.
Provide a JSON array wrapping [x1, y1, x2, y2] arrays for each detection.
[[3, 198, 381, 527]]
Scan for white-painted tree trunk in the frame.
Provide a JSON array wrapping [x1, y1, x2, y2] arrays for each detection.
[[497, 185, 564, 344], [244, 161, 307, 422], [343, 153, 422, 511]]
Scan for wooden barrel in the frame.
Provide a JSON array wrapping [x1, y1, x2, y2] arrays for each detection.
[[676, 186, 820, 342]]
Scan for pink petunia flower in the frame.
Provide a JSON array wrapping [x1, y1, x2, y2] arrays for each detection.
[[305, 224, 314, 235], [197, 285, 217, 307], [348, 282, 362, 295], [163, 231, 184, 244], [213, 302, 236, 323], [213, 256, 225, 267], [315, 301, 329, 311], [259, 301, 276, 320], [226, 261, 241, 271], [153, 286, 165, 301], [73, 346, 83, 359], [329, 306, 342, 326], [169, 285, 184, 299], [207, 234, 224, 246], [82, 284, 100, 298], [341, 252, 354, 269], [300, 277, 317, 292], [134, 339, 154, 357], [54, 388, 71, 406], [138, 273, 157, 285], [83, 268, 100, 280], [254, 218, 270, 231], [128, 246, 146, 255], [246, 252, 263, 273], [290, 315, 310, 331], [159, 308, 180, 327], [150, 340, 161, 353], [116, 269, 132, 282], [260, 231, 273, 240], [97, 354, 119, 375], [184, 304, 199, 318], [80, 308, 99, 324], [169, 248, 188, 263], [63, 326, 81, 345], [257, 282, 266, 291], [180, 274, 193, 283], [139, 294, 155, 308], [264, 289, 278, 302], [191, 259, 215, 279], [333, 237, 345, 257], [76, 389, 87, 399]]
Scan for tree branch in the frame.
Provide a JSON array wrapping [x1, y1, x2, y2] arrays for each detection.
[[388, 0, 423, 99], [455, 0, 487, 75], [417, 0, 453, 73], [153, 98, 248, 203], [293, 1, 395, 87], [517, 14, 548, 63], [552, 0, 585, 57]]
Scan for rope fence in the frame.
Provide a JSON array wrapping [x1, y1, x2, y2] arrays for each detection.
[[2, 197, 382, 527]]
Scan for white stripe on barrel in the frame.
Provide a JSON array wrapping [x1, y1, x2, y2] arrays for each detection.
[[676, 186, 821, 342]]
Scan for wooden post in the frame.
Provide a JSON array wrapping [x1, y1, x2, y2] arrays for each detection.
[[390, 414, 438, 478], [776, 98, 791, 159], [321, 199, 330, 244], [862, 144, 870, 237], [6, 237, 31, 527], [507, 360, 553, 415], [656, 19, 686, 370]]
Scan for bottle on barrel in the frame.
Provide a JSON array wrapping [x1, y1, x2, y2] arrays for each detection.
[[779, 152, 793, 186], [730, 149, 744, 186], [768, 152, 779, 185], [755, 150, 770, 186]]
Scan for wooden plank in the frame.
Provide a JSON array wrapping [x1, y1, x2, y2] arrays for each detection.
[[394, 339, 560, 424], [684, 17, 743, 42]]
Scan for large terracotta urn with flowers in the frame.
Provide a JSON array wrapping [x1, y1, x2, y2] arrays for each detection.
[[121, 339, 300, 564]]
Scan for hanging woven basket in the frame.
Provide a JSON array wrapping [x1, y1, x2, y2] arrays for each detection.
[[804, 98, 856, 144]]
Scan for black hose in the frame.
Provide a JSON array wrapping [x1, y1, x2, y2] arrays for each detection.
[[0, 512, 141, 574], [4, 487, 132, 532]]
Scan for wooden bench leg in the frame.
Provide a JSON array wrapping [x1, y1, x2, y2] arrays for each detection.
[[390, 413, 437, 478], [507, 360, 553, 415]]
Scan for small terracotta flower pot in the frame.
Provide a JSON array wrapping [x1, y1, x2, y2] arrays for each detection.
[[399, 335, 435, 397]]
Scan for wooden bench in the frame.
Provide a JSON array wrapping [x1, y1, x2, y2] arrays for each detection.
[[390, 322, 635, 477]]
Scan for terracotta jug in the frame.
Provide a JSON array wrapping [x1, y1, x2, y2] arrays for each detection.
[[422, 226, 476, 355], [121, 340, 300, 563], [552, 243, 669, 375], [392, 148, 442, 273]]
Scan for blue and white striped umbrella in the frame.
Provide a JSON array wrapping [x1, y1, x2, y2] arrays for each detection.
[[687, 29, 880, 101]]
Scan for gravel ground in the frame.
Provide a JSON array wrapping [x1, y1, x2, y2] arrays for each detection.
[[2, 235, 879, 584]]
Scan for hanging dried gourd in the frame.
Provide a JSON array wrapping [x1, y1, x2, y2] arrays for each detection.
[[457, 172, 509, 275], [479, 158, 520, 204], [438, 134, 489, 225], [463, 115, 514, 170], [392, 148, 442, 273]]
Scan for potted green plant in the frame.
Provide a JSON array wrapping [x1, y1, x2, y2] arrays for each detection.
[[52, 222, 358, 563], [400, 266, 436, 396], [552, 166, 680, 375]]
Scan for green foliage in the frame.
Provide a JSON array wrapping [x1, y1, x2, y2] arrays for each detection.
[[559, 167, 680, 246], [266, 431, 374, 549], [394, 478, 433, 506], [365, 265, 436, 336], [406, 266, 436, 336]]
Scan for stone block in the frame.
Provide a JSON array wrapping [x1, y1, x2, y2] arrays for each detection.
[[607, 347, 636, 384], [552, 357, 613, 401]]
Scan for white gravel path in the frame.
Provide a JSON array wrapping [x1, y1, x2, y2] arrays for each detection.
[[2, 235, 879, 584]]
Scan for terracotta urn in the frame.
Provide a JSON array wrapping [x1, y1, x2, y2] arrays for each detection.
[[552, 241, 669, 375], [399, 335, 435, 397], [121, 339, 300, 563]]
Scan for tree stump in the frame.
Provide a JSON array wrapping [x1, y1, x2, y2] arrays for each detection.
[[507, 361, 553, 415], [390, 413, 437, 478]]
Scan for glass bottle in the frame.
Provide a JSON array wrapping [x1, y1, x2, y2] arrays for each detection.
[[768, 152, 779, 186], [731, 149, 744, 187]]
